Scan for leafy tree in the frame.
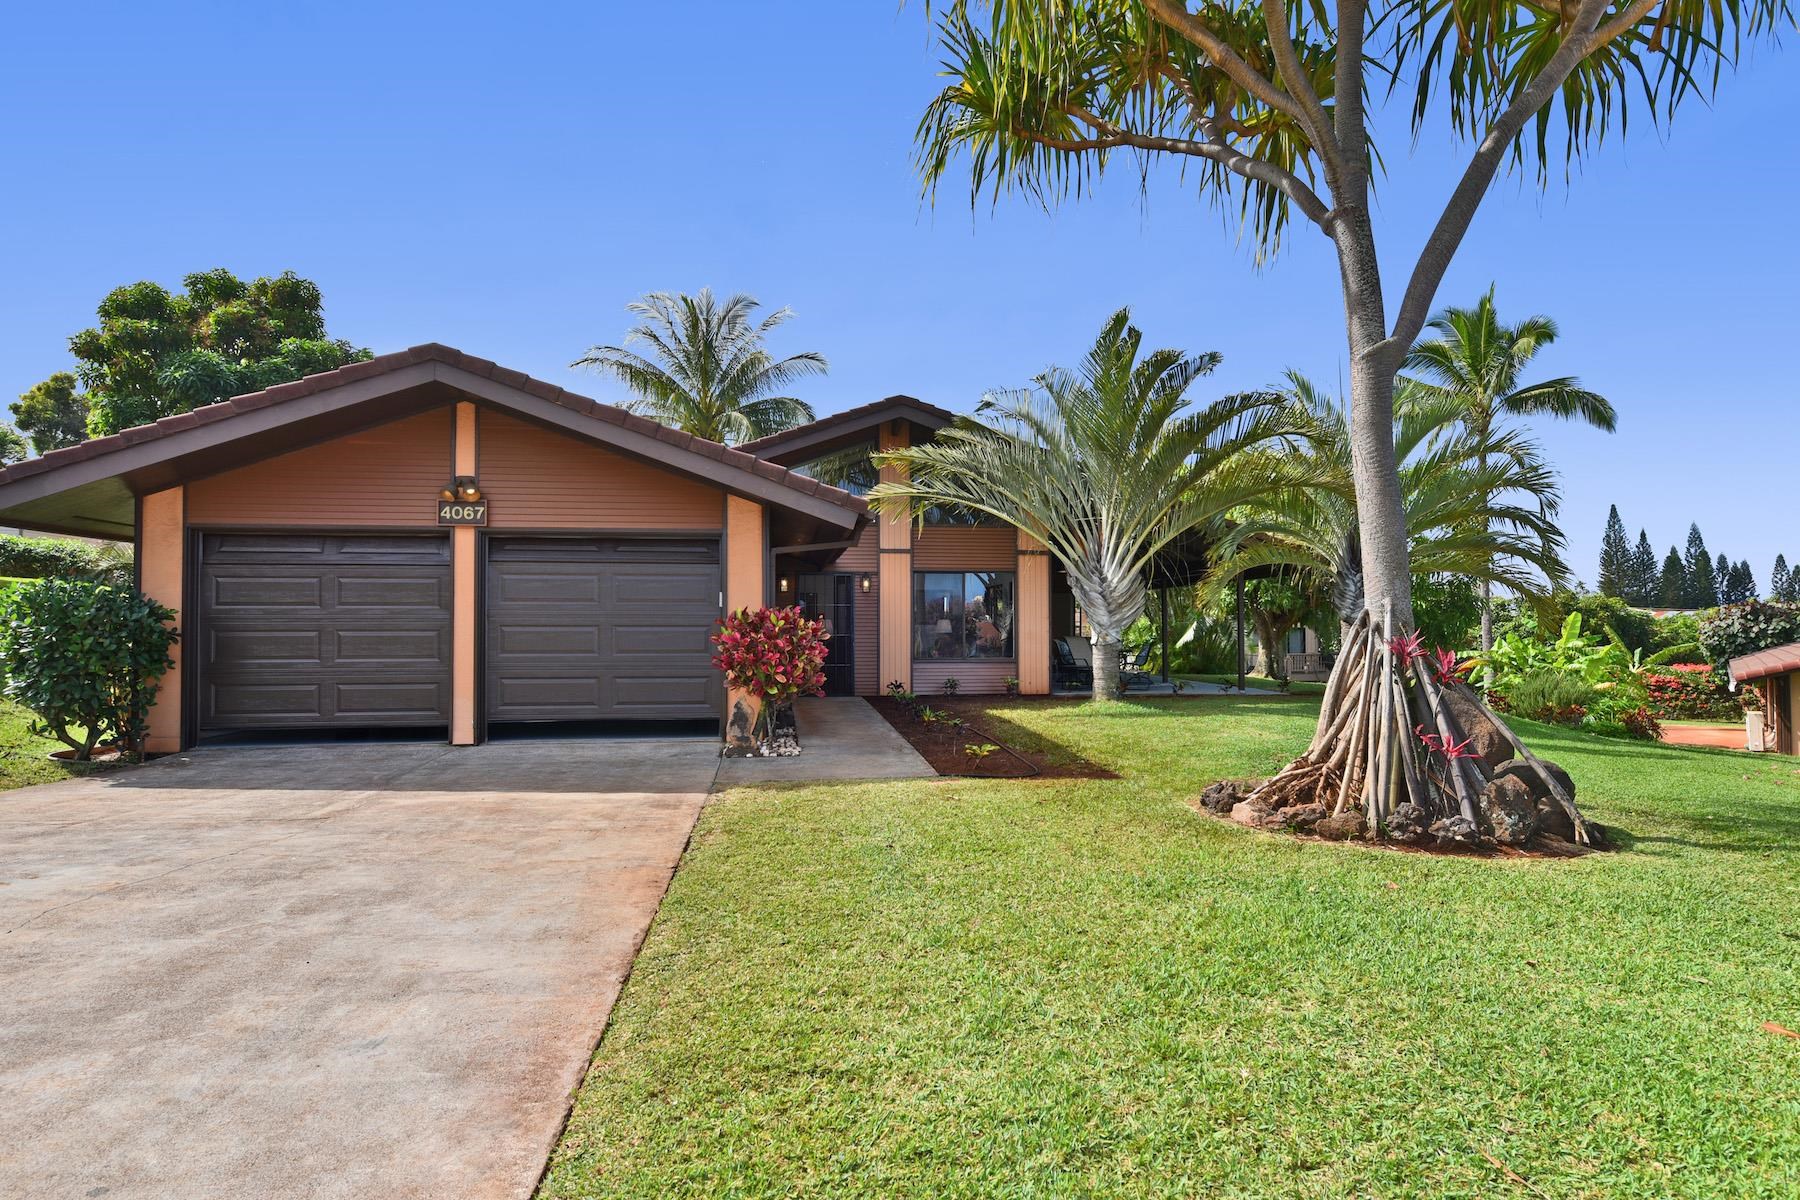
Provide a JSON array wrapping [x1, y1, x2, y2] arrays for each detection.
[[1403, 290, 1613, 653], [1598, 505, 1631, 599], [1658, 548, 1687, 609], [0, 426, 26, 465], [1631, 531, 1659, 606], [1772, 555, 1793, 602], [12, 373, 90, 455], [573, 289, 825, 445], [1682, 526, 1719, 608], [66, 270, 369, 436], [1699, 600, 1800, 674], [867, 308, 1303, 700]]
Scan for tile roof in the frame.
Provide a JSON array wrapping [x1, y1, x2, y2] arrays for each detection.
[[734, 393, 959, 456], [0, 343, 867, 513], [1728, 642, 1800, 686]]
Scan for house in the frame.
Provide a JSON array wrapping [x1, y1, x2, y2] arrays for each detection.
[[1728, 642, 1799, 754], [0, 345, 1062, 752]]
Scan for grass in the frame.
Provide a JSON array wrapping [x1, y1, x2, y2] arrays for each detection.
[[541, 696, 1800, 1199], [0, 698, 113, 791], [1181, 671, 1329, 695]]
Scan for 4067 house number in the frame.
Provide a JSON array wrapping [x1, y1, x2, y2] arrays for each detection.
[[437, 499, 488, 526]]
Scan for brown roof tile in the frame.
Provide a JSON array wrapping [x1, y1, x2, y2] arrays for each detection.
[[0, 343, 867, 514], [1729, 642, 1800, 685]]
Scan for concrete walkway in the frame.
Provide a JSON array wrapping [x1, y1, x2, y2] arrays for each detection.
[[714, 696, 935, 785], [0, 738, 720, 1200]]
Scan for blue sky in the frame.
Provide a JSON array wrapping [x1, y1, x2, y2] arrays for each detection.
[[1, 2, 1792, 587]]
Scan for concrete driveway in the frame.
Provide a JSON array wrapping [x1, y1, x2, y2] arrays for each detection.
[[0, 738, 720, 1200]]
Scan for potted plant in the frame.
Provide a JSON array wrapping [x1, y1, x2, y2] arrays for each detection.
[[711, 605, 829, 757]]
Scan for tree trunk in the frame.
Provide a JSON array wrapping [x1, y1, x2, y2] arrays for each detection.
[[1335, 209, 1416, 630], [1092, 634, 1122, 701], [1252, 611, 1292, 680]]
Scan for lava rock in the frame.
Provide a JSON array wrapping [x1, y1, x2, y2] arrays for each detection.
[[1282, 802, 1328, 831], [1230, 797, 1284, 830], [1491, 759, 1577, 841], [1385, 801, 1431, 844], [1314, 811, 1366, 841], [1479, 773, 1540, 846], [1429, 814, 1480, 846], [1198, 780, 1249, 814], [1438, 685, 1513, 775]]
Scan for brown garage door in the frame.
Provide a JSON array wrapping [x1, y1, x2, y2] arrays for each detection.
[[196, 534, 452, 734], [485, 538, 721, 725]]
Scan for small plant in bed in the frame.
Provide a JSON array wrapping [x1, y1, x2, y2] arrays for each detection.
[[941, 677, 960, 697]]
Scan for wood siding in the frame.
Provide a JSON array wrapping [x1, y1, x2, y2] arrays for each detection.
[[451, 403, 479, 745], [186, 409, 452, 527], [480, 410, 720, 530], [913, 524, 1018, 568], [912, 659, 1016, 696]]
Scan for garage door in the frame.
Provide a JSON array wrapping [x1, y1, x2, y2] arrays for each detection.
[[486, 538, 721, 725], [196, 534, 452, 734]]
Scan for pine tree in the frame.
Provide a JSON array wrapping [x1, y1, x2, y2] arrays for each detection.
[[1684, 525, 1719, 608], [1631, 531, 1659, 605], [1777, 555, 1795, 602], [1722, 559, 1755, 605], [1598, 505, 1632, 598], [1659, 547, 1688, 608]]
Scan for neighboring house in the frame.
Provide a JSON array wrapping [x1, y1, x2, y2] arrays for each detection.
[[1728, 642, 1799, 755], [0, 345, 1063, 753]]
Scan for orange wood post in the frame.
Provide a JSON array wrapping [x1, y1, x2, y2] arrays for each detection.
[[724, 496, 767, 746], [876, 422, 912, 692], [1015, 529, 1052, 695], [139, 486, 186, 754], [451, 402, 479, 745]]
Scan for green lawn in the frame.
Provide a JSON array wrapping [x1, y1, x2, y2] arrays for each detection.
[[1180, 671, 1328, 695], [541, 696, 1800, 1199], [0, 698, 112, 790]]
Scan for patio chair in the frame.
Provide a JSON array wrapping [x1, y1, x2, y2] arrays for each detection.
[[1053, 638, 1092, 690], [1066, 635, 1095, 676], [1120, 644, 1158, 690]]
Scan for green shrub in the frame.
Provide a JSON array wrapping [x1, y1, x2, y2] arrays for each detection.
[[0, 534, 124, 583], [1650, 611, 1702, 653], [1645, 642, 1701, 667], [0, 579, 179, 759], [1500, 668, 1596, 725], [1571, 593, 1655, 654], [1698, 600, 1800, 673]]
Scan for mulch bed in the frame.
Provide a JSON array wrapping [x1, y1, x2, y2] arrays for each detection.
[[868, 697, 1117, 780]]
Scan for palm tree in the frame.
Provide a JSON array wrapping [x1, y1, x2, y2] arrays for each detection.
[[574, 289, 826, 445], [1213, 372, 1571, 644], [866, 308, 1305, 701], [1403, 288, 1615, 657]]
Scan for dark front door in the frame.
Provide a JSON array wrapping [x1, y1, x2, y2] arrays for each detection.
[[796, 573, 856, 696], [485, 538, 721, 726], [196, 533, 453, 735], [1777, 676, 1793, 755]]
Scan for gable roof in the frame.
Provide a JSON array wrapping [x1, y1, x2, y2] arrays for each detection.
[[0, 344, 867, 539], [736, 394, 958, 463]]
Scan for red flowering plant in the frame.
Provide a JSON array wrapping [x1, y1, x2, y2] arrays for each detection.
[[710, 606, 830, 742]]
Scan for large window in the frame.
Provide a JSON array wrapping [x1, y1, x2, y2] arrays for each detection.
[[913, 571, 1015, 660]]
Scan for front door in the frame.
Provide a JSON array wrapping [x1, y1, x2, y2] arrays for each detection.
[[796, 573, 856, 696], [1776, 676, 1793, 755]]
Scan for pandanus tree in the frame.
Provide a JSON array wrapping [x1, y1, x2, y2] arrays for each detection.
[[574, 289, 826, 445], [912, 0, 1780, 841], [867, 308, 1306, 701]]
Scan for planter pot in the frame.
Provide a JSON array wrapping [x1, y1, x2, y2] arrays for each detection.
[[48, 744, 126, 764]]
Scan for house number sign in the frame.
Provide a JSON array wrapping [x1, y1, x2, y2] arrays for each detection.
[[437, 499, 489, 526]]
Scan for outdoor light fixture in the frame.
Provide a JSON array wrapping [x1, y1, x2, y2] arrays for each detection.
[[778, 575, 791, 594], [859, 573, 873, 593], [438, 476, 483, 502]]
